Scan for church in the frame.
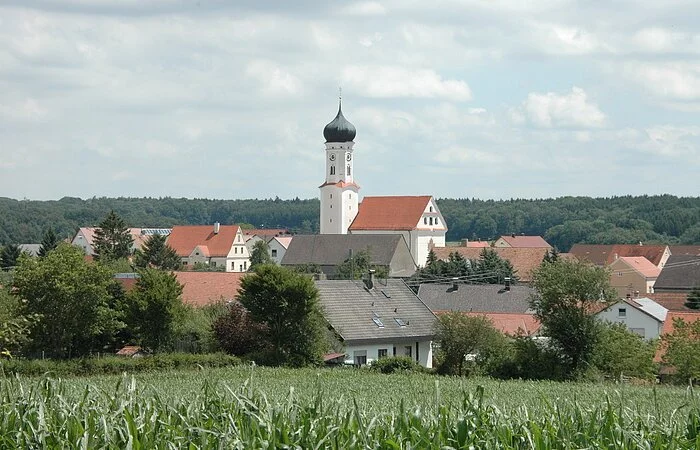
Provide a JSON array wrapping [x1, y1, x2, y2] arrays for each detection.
[[318, 99, 447, 267]]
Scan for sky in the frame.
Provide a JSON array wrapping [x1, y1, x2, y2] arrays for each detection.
[[1, 0, 699, 201]]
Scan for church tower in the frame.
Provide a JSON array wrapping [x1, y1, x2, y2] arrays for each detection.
[[319, 98, 359, 234]]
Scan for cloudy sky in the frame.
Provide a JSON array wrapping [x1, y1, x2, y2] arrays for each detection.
[[1, 0, 699, 201]]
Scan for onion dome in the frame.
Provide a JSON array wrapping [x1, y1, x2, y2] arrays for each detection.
[[323, 101, 356, 143]]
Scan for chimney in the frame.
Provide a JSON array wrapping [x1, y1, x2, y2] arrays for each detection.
[[614, 253, 618, 260], [626, 293, 631, 300], [504, 277, 511, 291], [634, 290, 640, 298], [365, 269, 375, 290], [511, 233, 515, 238], [452, 277, 459, 291], [214, 222, 220, 234], [461, 238, 469, 247]]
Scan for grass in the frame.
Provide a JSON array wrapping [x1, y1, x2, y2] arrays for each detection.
[[1, 365, 699, 448]]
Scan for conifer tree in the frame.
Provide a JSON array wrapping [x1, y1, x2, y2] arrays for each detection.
[[93, 210, 134, 261], [0, 244, 22, 269], [38, 228, 59, 257], [133, 234, 181, 270]]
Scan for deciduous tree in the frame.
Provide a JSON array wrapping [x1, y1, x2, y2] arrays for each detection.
[[238, 265, 326, 366], [662, 317, 700, 382], [335, 250, 388, 280], [249, 240, 274, 271], [530, 258, 617, 379], [434, 312, 504, 376], [592, 322, 657, 380], [213, 302, 268, 356]]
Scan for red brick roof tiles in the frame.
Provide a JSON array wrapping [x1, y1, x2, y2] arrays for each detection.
[[498, 235, 552, 248], [349, 196, 432, 231], [175, 271, 246, 307], [167, 225, 240, 258]]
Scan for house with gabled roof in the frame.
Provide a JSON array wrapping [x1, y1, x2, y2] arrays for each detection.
[[347, 195, 447, 267], [570, 244, 671, 269], [268, 236, 293, 265], [418, 282, 535, 314], [166, 223, 250, 272], [609, 256, 661, 298], [654, 255, 700, 293], [315, 275, 436, 367], [596, 297, 668, 339], [494, 235, 552, 249], [282, 234, 416, 277], [72, 227, 171, 256]]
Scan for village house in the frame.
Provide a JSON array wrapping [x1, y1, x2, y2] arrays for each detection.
[[71, 227, 171, 256], [608, 256, 661, 298], [315, 275, 436, 367], [317, 100, 446, 268], [166, 223, 250, 272], [653, 255, 700, 293], [281, 234, 416, 278], [268, 236, 293, 265], [595, 297, 668, 339], [570, 244, 671, 269], [493, 235, 552, 249]]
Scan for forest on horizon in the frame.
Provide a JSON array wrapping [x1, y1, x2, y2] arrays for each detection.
[[1, 194, 699, 252]]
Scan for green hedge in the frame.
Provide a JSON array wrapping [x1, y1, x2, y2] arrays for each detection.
[[0, 353, 241, 377]]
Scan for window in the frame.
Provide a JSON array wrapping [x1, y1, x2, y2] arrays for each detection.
[[617, 272, 623, 277], [239, 264, 243, 271], [429, 206, 433, 212], [182, 261, 188, 265], [349, 194, 352, 199], [234, 247, 238, 254], [271, 249, 278, 257], [330, 194, 332, 199], [630, 328, 645, 337], [211, 261, 216, 267], [372, 317, 384, 327], [618, 308, 627, 318], [354, 350, 367, 366], [435, 218, 439, 225], [378, 349, 388, 359], [395, 318, 407, 327], [424, 217, 427, 225], [243, 261, 247, 270], [231, 262, 235, 270], [429, 217, 433, 225], [330, 166, 335, 175], [404, 346, 412, 358], [347, 165, 351, 175]]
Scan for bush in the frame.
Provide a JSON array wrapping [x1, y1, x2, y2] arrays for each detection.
[[0, 353, 241, 378], [370, 356, 425, 374], [489, 336, 567, 381]]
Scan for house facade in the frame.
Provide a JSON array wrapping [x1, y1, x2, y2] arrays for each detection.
[[268, 236, 293, 265], [609, 256, 661, 298], [167, 223, 250, 272], [315, 277, 436, 367], [71, 227, 171, 256], [596, 297, 668, 339]]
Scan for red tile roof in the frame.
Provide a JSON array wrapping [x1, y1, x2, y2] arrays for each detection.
[[175, 271, 246, 307], [614, 256, 661, 278], [465, 241, 490, 248], [669, 246, 700, 256], [318, 181, 361, 189], [466, 312, 541, 335], [498, 235, 552, 248], [570, 244, 668, 266], [646, 292, 691, 311], [167, 225, 240, 257], [655, 312, 700, 362], [433, 247, 549, 282], [244, 228, 290, 237], [349, 196, 432, 231]]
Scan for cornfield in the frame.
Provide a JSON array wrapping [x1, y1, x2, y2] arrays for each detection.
[[1, 366, 698, 448]]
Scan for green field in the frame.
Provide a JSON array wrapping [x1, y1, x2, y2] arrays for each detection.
[[1, 366, 699, 448]]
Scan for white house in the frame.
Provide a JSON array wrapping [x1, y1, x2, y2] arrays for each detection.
[[315, 276, 436, 368], [596, 297, 668, 340], [317, 100, 447, 267], [71, 227, 171, 256], [166, 223, 250, 272], [268, 236, 292, 265]]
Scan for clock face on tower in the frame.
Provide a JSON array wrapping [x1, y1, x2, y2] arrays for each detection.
[[329, 154, 336, 161], [346, 153, 352, 161]]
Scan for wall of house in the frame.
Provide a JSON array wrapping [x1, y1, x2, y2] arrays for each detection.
[[609, 260, 654, 298], [341, 340, 433, 368], [71, 232, 94, 255], [268, 239, 288, 265], [596, 303, 663, 339], [389, 239, 418, 277]]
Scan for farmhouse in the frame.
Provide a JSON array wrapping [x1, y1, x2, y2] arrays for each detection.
[[315, 275, 436, 368], [167, 223, 250, 272]]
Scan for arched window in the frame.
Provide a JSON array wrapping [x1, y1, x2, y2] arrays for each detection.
[[347, 165, 351, 176], [330, 166, 335, 175], [435, 218, 439, 225], [424, 217, 427, 225], [429, 217, 433, 225], [429, 206, 433, 212]]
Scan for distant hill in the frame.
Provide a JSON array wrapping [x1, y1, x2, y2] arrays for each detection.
[[1, 195, 699, 252]]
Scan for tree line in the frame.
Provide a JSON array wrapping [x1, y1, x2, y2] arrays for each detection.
[[1, 194, 700, 251]]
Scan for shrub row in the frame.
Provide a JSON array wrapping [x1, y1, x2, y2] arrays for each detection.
[[0, 352, 241, 377]]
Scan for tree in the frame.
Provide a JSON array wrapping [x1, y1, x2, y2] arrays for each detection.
[[213, 302, 268, 356], [542, 247, 560, 264], [1, 244, 22, 270], [38, 228, 59, 257], [530, 258, 617, 379], [249, 240, 274, 271], [335, 249, 388, 280], [592, 322, 657, 380], [238, 265, 327, 366], [133, 234, 181, 270], [434, 312, 504, 376], [12, 243, 120, 358], [93, 210, 134, 261], [426, 249, 438, 268], [0, 288, 38, 357], [662, 317, 700, 382], [685, 286, 700, 310], [126, 269, 184, 351], [472, 248, 518, 284]]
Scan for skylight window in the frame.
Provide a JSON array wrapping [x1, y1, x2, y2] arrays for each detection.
[[395, 318, 407, 327], [381, 290, 391, 298], [372, 317, 384, 328]]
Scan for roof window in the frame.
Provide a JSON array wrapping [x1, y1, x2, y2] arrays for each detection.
[[395, 318, 408, 327], [372, 317, 384, 328]]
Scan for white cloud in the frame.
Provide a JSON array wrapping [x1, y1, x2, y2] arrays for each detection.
[[433, 146, 503, 165], [341, 2, 386, 16], [245, 60, 302, 97], [341, 66, 472, 101], [622, 62, 700, 101], [643, 125, 700, 158], [514, 87, 606, 128]]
